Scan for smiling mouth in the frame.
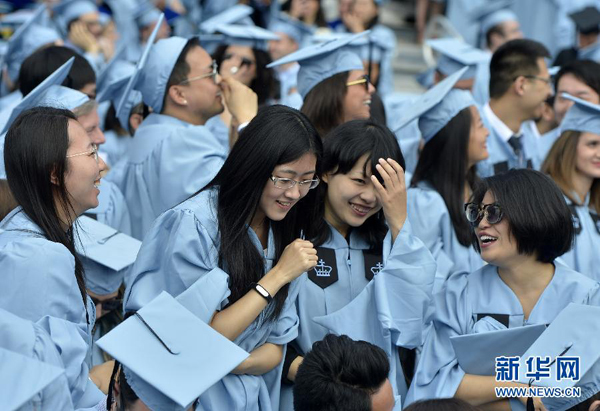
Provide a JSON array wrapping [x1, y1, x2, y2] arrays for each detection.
[[479, 234, 498, 247], [276, 200, 293, 208], [363, 99, 371, 106], [93, 179, 101, 189], [350, 203, 372, 216]]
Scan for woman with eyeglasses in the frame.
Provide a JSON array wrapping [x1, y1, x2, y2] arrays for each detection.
[[268, 33, 375, 138], [124, 105, 322, 411], [402, 78, 489, 293], [0, 107, 108, 408], [405, 169, 600, 409], [542, 95, 600, 281], [278, 119, 436, 410]]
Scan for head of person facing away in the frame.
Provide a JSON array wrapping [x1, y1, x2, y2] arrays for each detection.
[[484, 16, 523, 53], [553, 60, 600, 125], [294, 334, 395, 411], [488, 39, 552, 125]]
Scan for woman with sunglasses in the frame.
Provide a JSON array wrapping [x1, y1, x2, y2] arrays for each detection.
[[279, 119, 436, 410], [542, 95, 600, 281], [396, 71, 488, 293], [0, 106, 108, 408], [268, 33, 375, 138], [405, 169, 600, 409], [124, 105, 322, 411]]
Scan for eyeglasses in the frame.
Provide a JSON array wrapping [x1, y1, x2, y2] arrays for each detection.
[[223, 53, 255, 69], [464, 203, 504, 226], [346, 75, 370, 92], [522, 75, 552, 86], [270, 176, 320, 190], [179, 60, 218, 85], [90, 296, 122, 313], [66, 143, 99, 163]]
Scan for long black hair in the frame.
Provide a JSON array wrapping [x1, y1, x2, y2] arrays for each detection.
[[4, 107, 88, 313], [203, 105, 322, 320], [306, 120, 404, 253], [410, 107, 479, 247]]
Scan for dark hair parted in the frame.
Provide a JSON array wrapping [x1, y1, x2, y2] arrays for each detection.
[[162, 37, 201, 113], [281, 0, 328, 28], [301, 71, 349, 137], [306, 120, 404, 252], [485, 23, 506, 49], [203, 105, 322, 321], [212, 45, 280, 106], [4, 107, 89, 312], [489, 39, 550, 99], [19, 46, 96, 96], [404, 398, 482, 411], [293, 334, 390, 411], [411, 107, 480, 247], [471, 169, 574, 262], [554, 59, 600, 98]]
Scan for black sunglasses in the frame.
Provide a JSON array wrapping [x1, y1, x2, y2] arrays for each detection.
[[223, 53, 255, 69], [91, 296, 122, 313], [464, 203, 504, 226]]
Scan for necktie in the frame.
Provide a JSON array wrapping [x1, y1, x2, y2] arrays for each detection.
[[508, 135, 523, 166]]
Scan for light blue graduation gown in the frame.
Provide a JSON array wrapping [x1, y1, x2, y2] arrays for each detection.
[[472, 54, 491, 107], [276, 64, 303, 110], [384, 92, 422, 175], [100, 130, 135, 168], [0, 308, 74, 411], [405, 263, 600, 406], [0, 208, 105, 409], [107, 113, 227, 240], [578, 40, 600, 62], [407, 183, 484, 293], [205, 115, 230, 154], [477, 114, 540, 177], [124, 189, 299, 411], [280, 222, 436, 410], [535, 127, 560, 166], [559, 194, 600, 281], [510, 0, 561, 57]]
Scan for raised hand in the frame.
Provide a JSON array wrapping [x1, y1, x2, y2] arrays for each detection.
[[370, 158, 407, 241]]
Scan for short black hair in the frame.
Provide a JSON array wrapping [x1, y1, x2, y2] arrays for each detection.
[[486, 23, 506, 48], [471, 169, 574, 263], [554, 59, 600, 97], [18, 46, 96, 96], [489, 39, 550, 99], [404, 398, 481, 411], [294, 334, 390, 411], [162, 37, 201, 113]]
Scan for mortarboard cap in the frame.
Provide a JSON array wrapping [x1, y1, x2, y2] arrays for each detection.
[[209, 23, 280, 51], [517, 304, 600, 409], [133, 0, 162, 30], [76, 215, 141, 294], [311, 31, 393, 64], [96, 44, 127, 94], [548, 66, 560, 77], [2, 57, 74, 134], [268, 31, 368, 99], [268, 13, 315, 46], [569, 7, 600, 35], [97, 291, 249, 411], [451, 324, 546, 375], [36, 85, 90, 112], [117, 14, 171, 116], [471, 0, 518, 36], [52, 0, 97, 33], [199, 4, 254, 34], [427, 38, 489, 80], [0, 347, 65, 411], [560, 93, 600, 135], [393, 67, 475, 142], [97, 60, 142, 130]]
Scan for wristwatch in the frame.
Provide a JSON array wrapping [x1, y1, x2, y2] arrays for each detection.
[[251, 282, 273, 303]]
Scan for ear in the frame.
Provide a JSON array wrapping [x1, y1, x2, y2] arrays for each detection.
[[128, 113, 143, 133], [110, 377, 121, 411], [166, 84, 188, 107], [50, 166, 59, 186], [513, 75, 527, 97], [321, 173, 331, 184]]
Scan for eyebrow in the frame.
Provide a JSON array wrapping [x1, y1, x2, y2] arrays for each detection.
[[276, 169, 316, 176]]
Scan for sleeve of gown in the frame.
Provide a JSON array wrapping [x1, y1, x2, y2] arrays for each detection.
[[101, 181, 132, 236], [407, 187, 456, 290], [404, 272, 472, 405], [155, 127, 227, 212], [266, 278, 301, 345], [124, 206, 230, 313]]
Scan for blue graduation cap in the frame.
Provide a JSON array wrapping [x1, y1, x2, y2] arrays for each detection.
[[1, 57, 74, 134], [96, 44, 127, 94], [560, 93, 600, 135], [427, 38, 489, 80], [52, 0, 98, 33], [1, 4, 61, 83], [209, 23, 281, 51], [97, 60, 141, 130], [517, 303, 600, 410], [0, 347, 65, 411], [97, 291, 249, 411], [116, 14, 171, 116], [267, 31, 369, 99], [37, 85, 90, 112], [312, 30, 393, 64], [268, 13, 315, 46], [199, 4, 254, 34], [76, 215, 141, 294], [133, 0, 162, 30], [393, 67, 475, 142], [471, 0, 518, 37]]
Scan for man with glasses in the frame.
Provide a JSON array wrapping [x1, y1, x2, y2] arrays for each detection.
[[111, 32, 258, 240], [477, 39, 552, 177]]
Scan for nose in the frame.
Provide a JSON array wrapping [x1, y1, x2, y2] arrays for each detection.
[[95, 129, 106, 146], [98, 156, 107, 173], [361, 184, 377, 204], [477, 214, 491, 230], [367, 81, 376, 95], [284, 183, 302, 200]]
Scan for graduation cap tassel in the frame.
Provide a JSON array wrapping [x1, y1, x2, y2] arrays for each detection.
[[368, 40, 373, 83], [526, 378, 535, 411]]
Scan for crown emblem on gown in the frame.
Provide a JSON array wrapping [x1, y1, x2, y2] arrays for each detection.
[[370, 262, 384, 276], [314, 259, 332, 277]]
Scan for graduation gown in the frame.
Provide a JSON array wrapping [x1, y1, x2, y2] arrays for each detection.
[[0, 308, 74, 411], [124, 189, 299, 411], [536, 127, 560, 166], [407, 183, 484, 293], [279, 222, 436, 410], [108, 113, 227, 240], [405, 263, 600, 406], [0, 208, 104, 409], [559, 194, 600, 281], [100, 130, 135, 168]]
